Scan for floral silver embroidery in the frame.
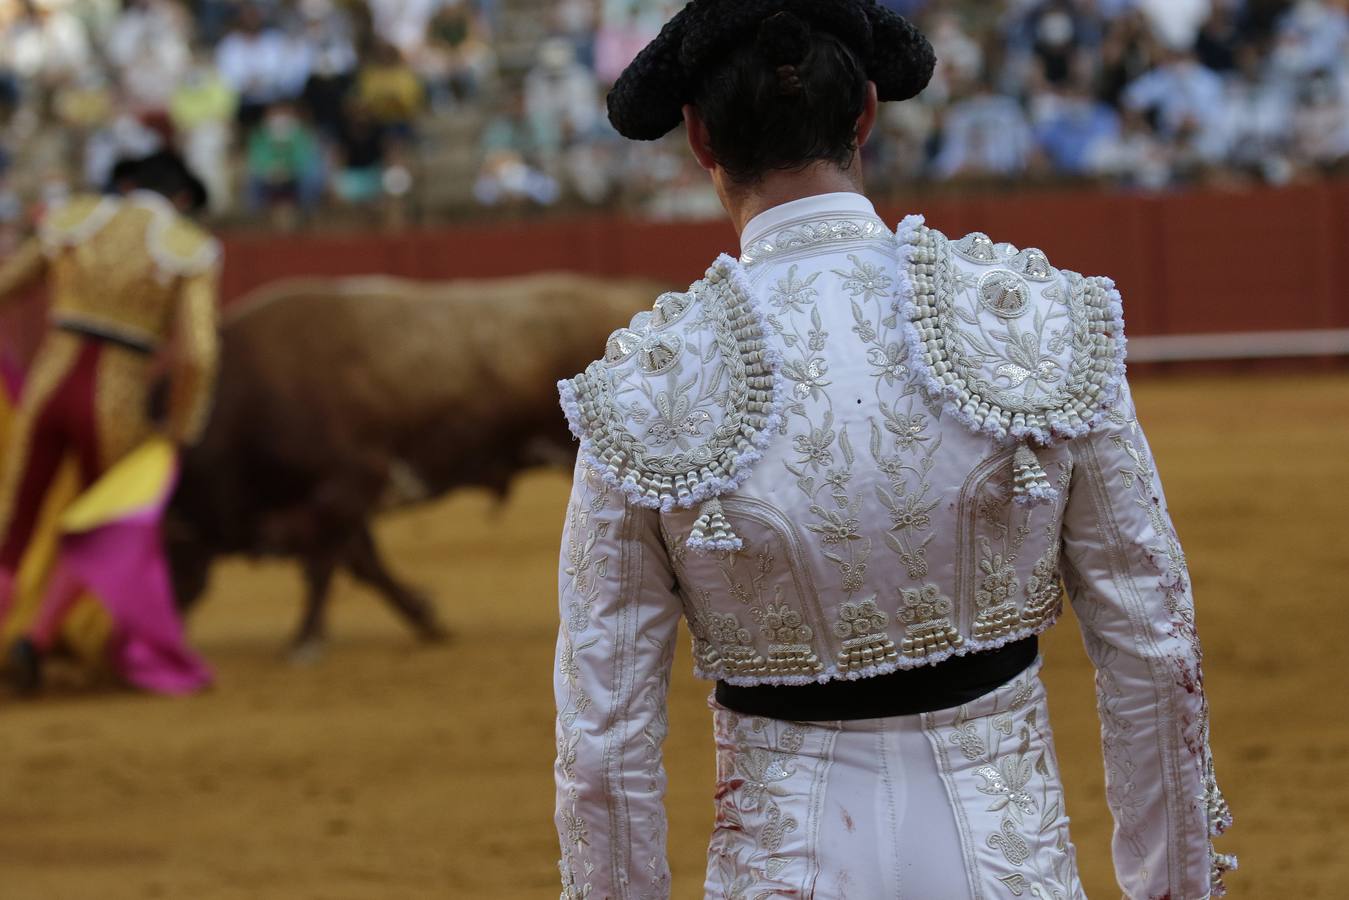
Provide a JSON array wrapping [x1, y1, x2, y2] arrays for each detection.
[[709, 715, 811, 895], [644, 382, 712, 449], [977, 757, 1038, 819], [741, 217, 892, 268], [834, 254, 894, 302], [768, 265, 821, 313]]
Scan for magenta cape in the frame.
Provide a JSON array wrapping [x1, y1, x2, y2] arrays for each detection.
[[4, 360, 209, 695], [58, 439, 212, 695]]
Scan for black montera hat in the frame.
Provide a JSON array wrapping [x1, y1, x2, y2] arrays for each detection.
[[607, 0, 936, 141], [108, 149, 210, 214]]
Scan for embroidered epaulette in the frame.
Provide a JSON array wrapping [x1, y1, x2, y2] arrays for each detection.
[[895, 216, 1127, 506], [148, 214, 220, 279], [559, 255, 785, 551], [39, 194, 120, 252]]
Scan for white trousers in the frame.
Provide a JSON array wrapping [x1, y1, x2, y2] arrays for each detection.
[[704, 658, 1086, 899]]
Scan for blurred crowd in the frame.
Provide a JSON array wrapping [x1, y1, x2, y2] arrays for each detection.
[[0, 0, 495, 237], [0, 0, 1347, 234], [903, 0, 1349, 190], [536, 0, 1349, 215]]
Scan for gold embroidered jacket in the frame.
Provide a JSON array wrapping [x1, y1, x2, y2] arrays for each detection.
[[554, 194, 1232, 899], [0, 192, 222, 443]]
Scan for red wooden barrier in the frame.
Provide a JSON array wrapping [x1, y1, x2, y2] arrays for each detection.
[[218, 182, 1349, 339]]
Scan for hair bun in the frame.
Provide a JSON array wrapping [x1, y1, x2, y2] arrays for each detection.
[[756, 11, 812, 67], [608, 1, 936, 141]]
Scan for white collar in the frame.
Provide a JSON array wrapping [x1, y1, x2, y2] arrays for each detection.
[[739, 191, 881, 255]]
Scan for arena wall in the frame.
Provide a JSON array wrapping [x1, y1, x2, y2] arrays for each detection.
[[219, 182, 1349, 344], [5, 183, 1346, 372]]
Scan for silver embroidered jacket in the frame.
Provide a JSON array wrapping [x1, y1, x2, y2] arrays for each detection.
[[553, 194, 1232, 899]]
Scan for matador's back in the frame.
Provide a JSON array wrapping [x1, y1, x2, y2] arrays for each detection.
[[555, 192, 1233, 899], [40, 191, 219, 351]]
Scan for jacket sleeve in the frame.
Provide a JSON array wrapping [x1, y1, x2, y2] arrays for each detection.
[[166, 265, 221, 445], [554, 458, 683, 900], [1059, 378, 1235, 899]]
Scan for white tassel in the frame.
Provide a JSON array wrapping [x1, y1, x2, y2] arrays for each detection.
[[687, 498, 742, 553], [1012, 443, 1058, 507]]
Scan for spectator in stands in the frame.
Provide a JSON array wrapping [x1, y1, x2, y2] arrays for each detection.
[[1293, 67, 1349, 169], [414, 0, 497, 109], [170, 50, 239, 212], [868, 96, 937, 184], [1027, 0, 1104, 87], [923, 9, 982, 105], [1122, 46, 1229, 161], [1194, 3, 1243, 72], [355, 41, 425, 143], [554, 0, 599, 68], [2, 0, 94, 92], [1271, 0, 1349, 79], [1097, 9, 1162, 106], [244, 100, 324, 221], [106, 0, 193, 115], [332, 97, 390, 207], [523, 37, 600, 161], [1033, 74, 1123, 175], [216, 3, 308, 130], [296, 0, 359, 140], [1090, 106, 1175, 188], [931, 72, 1038, 179], [475, 88, 559, 207], [1220, 42, 1296, 181]]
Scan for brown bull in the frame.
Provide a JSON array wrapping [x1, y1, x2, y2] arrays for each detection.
[[167, 273, 655, 654]]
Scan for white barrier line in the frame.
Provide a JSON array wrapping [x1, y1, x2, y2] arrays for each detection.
[[1127, 329, 1349, 363]]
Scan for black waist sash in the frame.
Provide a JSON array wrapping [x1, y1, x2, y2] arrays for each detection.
[[715, 636, 1038, 722], [55, 319, 157, 355]]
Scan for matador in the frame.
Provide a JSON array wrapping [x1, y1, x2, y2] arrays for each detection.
[[0, 151, 220, 686]]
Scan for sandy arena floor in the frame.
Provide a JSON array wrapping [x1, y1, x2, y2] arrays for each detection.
[[0, 372, 1345, 899]]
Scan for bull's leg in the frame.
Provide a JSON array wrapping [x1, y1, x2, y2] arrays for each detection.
[[290, 555, 336, 663], [343, 526, 448, 643], [167, 536, 214, 614]]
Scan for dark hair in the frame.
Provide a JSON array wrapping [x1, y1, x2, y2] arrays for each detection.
[[108, 151, 209, 213], [693, 12, 868, 184]]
